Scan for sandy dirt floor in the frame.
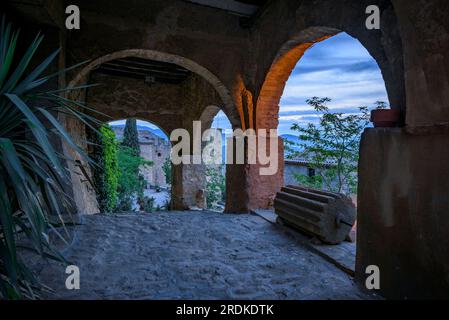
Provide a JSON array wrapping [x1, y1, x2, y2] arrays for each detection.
[[25, 211, 374, 300]]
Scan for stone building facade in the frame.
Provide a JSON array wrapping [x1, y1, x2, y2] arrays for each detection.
[[139, 140, 170, 189], [284, 159, 316, 187], [284, 158, 351, 194]]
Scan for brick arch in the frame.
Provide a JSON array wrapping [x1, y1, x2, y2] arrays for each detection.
[[255, 26, 395, 130], [68, 49, 240, 128], [249, 25, 397, 213], [255, 27, 339, 130]]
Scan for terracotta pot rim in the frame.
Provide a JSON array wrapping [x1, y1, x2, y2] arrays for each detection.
[[370, 109, 401, 128], [371, 108, 401, 114], [370, 109, 401, 122]]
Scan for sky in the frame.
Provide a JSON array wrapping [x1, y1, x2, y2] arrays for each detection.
[[111, 32, 388, 137]]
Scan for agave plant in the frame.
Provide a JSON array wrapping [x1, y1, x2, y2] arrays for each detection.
[[0, 17, 101, 299]]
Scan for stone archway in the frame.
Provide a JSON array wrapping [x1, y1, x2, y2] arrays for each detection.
[[64, 50, 241, 214], [255, 27, 339, 130], [198, 105, 230, 212], [171, 104, 232, 212], [199, 105, 222, 131], [102, 118, 173, 211], [249, 23, 403, 209], [255, 26, 398, 131], [251, 25, 409, 298], [68, 49, 240, 128]]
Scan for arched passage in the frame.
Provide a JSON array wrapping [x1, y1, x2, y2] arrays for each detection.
[[279, 31, 390, 249], [249, 25, 402, 209], [249, 23, 413, 298], [64, 50, 241, 214], [93, 118, 173, 212], [198, 106, 233, 212]]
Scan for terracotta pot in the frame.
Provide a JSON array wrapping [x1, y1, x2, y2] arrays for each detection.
[[370, 109, 401, 128]]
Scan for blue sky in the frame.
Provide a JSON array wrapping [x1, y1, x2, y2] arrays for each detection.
[[112, 32, 388, 137]]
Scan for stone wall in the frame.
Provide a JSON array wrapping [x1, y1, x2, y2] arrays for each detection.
[[140, 142, 170, 188], [88, 72, 223, 133]]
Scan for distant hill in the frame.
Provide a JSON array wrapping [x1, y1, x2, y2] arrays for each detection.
[[281, 134, 304, 156], [110, 124, 168, 141], [281, 134, 300, 144]]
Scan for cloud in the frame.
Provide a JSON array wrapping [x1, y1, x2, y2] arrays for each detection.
[[291, 61, 380, 76], [279, 105, 369, 118]]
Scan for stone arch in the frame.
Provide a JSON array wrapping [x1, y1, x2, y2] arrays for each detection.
[[255, 27, 339, 129], [66, 51, 241, 214], [68, 49, 240, 128], [199, 105, 221, 131], [198, 105, 231, 212], [255, 26, 399, 130], [248, 25, 398, 212], [109, 117, 172, 191]]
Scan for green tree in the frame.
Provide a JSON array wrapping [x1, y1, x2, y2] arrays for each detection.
[[122, 118, 140, 156], [116, 146, 153, 211], [162, 158, 172, 185], [116, 118, 150, 211], [92, 125, 119, 213], [206, 165, 226, 209], [289, 97, 372, 195], [294, 173, 323, 190]]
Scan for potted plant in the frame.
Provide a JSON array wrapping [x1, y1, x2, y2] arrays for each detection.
[[370, 101, 401, 128]]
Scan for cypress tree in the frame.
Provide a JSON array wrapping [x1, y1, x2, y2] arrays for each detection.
[[122, 118, 140, 156]]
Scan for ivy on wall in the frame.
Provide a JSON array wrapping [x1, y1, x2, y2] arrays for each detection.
[[92, 120, 160, 213], [206, 165, 226, 210], [92, 125, 119, 213], [162, 158, 172, 185]]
